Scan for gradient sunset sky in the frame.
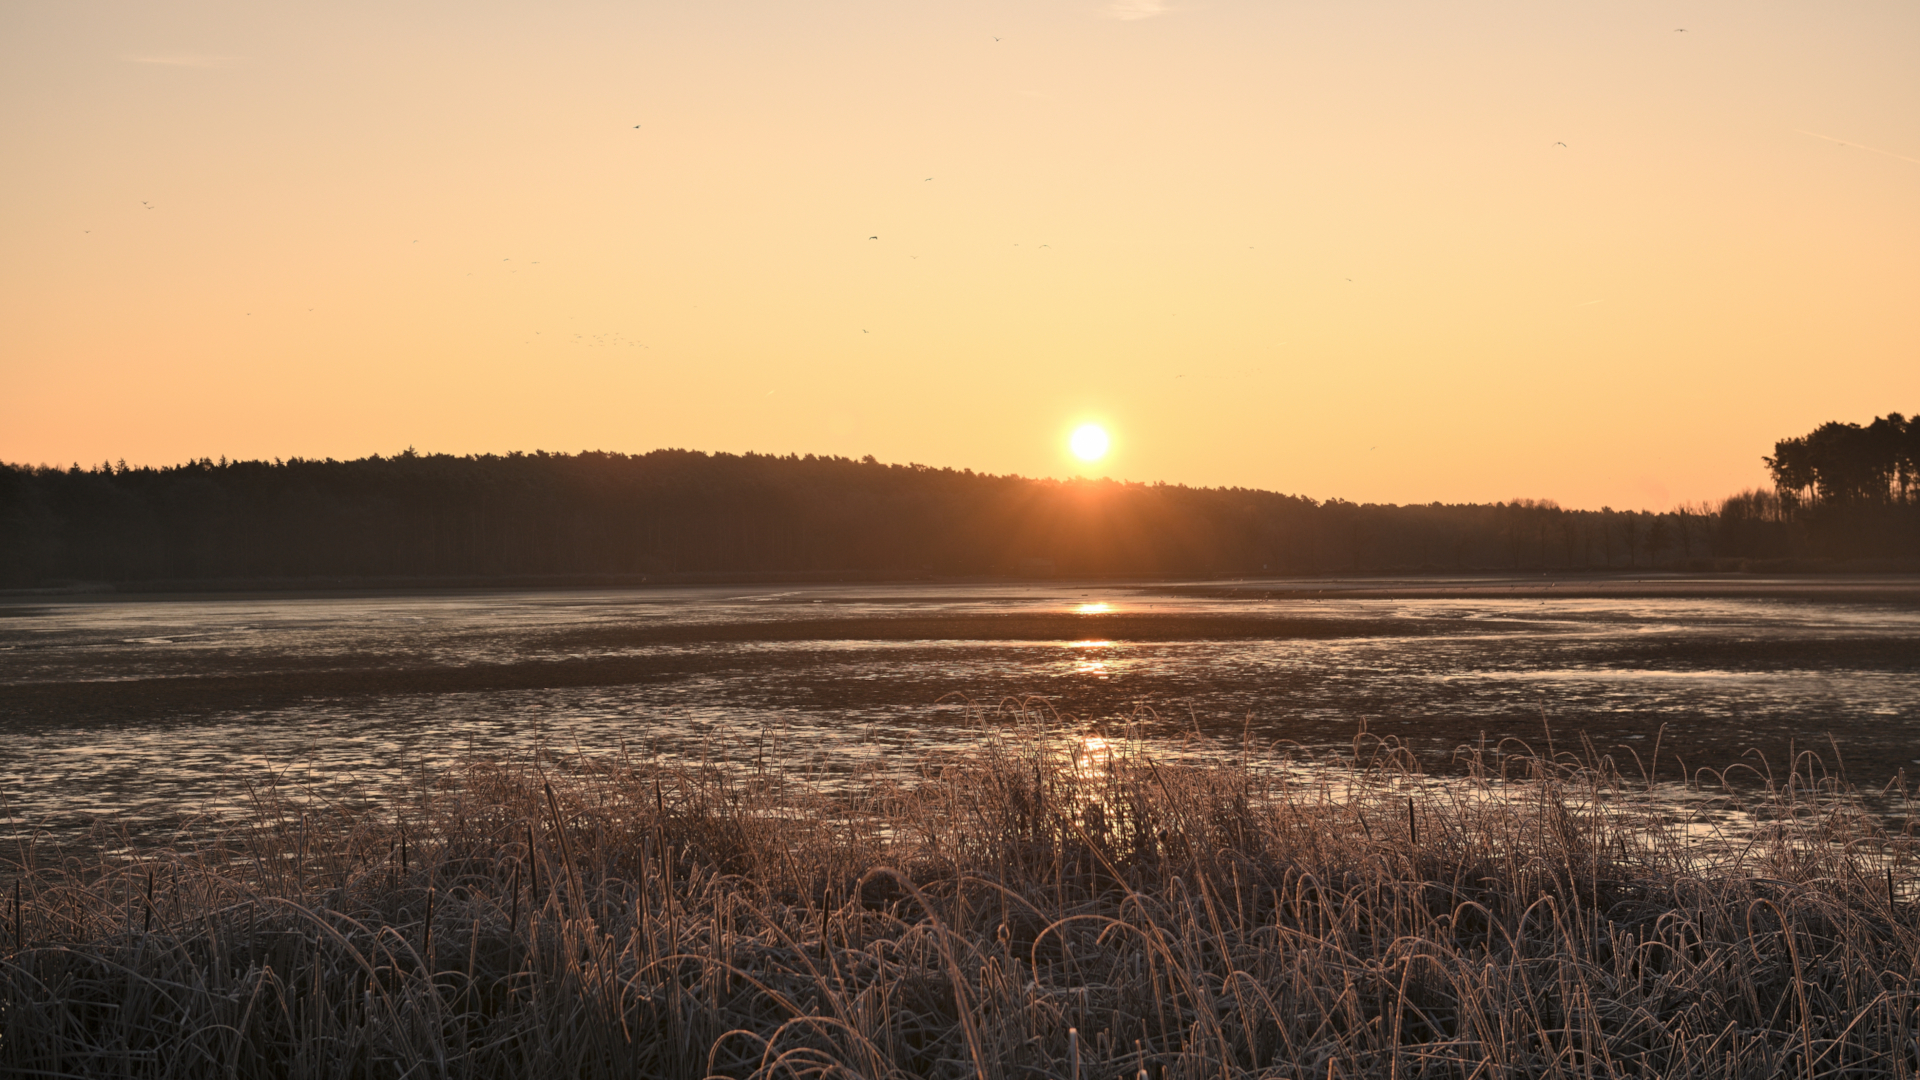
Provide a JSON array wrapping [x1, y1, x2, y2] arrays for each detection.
[[3, 0, 1914, 509]]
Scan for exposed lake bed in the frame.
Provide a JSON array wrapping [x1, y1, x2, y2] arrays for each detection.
[[4, 573, 1918, 847]]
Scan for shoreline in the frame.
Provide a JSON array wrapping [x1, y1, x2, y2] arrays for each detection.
[[6, 567, 1920, 606]]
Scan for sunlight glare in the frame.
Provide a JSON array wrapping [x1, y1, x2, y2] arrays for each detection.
[[1073, 734, 1115, 780], [1069, 424, 1110, 462]]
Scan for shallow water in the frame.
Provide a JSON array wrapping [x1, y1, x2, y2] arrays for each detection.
[[2, 576, 1917, 847]]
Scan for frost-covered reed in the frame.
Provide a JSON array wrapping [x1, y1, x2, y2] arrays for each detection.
[[4, 711, 1916, 1078]]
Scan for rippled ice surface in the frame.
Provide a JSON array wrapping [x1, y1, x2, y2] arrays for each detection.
[[2, 578, 1917, 847]]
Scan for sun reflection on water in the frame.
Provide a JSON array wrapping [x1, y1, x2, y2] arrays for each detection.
[[1070, 733, 1116, 780], [1065, 638, 1116, 676]]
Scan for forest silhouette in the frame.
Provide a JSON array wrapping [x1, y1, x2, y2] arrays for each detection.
[[2, 413, 1913, 589]]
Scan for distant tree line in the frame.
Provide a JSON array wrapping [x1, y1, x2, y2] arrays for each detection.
[[0, 437, 1909, 590]]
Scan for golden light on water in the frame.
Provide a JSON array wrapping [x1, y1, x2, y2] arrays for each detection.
[[1066, 637, 1114, 678], [1072, 734, 1116, 780], [1069, 424, 1111, 462]]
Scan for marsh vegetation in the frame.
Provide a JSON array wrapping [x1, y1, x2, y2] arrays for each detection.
[[5, 712, 1918, 1078]]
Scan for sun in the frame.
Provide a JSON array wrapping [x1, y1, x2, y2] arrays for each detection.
[[1069, 423, 1110, 462]]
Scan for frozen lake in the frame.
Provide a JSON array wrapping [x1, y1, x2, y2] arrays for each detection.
[[3, 574, 1918, 846]]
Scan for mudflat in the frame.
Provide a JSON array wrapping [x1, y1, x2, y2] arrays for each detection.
[[1, 576, 1916, 844]]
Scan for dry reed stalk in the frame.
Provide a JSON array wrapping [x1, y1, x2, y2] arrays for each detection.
[[2, 710, 1916, 1078]]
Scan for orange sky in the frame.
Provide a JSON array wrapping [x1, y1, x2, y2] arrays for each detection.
[[3, 0, 1915, 510]]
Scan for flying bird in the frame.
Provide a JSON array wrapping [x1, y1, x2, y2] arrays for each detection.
[[869, 235, 878, 239], [1554, 141, 1567, 147]]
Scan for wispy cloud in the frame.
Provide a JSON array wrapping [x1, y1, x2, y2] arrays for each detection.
[[1796, 129, 1920, 167], [1106, 0, 1175, 21], [125, 55, 240, 68]]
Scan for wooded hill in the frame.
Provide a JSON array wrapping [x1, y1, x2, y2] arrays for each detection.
[[0, 451, 1717, 587], [1, 426, 1912, 589]]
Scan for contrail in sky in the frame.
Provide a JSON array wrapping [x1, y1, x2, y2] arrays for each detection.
[[126, 55, 240, 67], [1795, 129, 1920, 167], [1107, 0, 1175, 20]]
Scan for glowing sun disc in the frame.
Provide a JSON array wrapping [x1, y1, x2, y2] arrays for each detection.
[[1070, 424, 1110, 461]]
